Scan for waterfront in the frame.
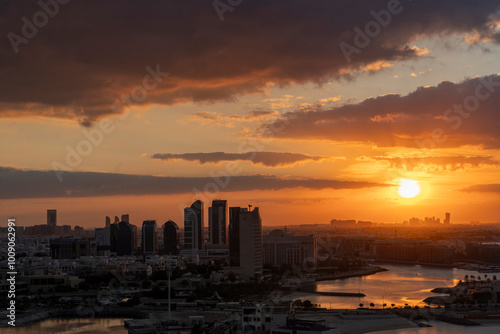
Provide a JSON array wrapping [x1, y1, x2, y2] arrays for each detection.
[[5, 264, 500, 333], [289, 263, 489, 309]]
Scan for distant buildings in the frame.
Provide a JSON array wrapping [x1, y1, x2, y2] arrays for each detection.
[[50, 238, 96, 259], [263, 229, 317, 266], [105, 216, 111, 228], [228, 206, 263, 280], [467, 243, 500, 264], [121, 214, 130, 223], [209, 200, 228, 245], [184, 200, 204, 251], [142, 220, 158, 255], [163, 220, 179, 255]]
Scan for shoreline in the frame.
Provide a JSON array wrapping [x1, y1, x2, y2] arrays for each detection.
[[313, 266, 388, 282]]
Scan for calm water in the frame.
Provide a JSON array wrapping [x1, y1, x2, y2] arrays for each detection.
[[294, 263, 493, 309]]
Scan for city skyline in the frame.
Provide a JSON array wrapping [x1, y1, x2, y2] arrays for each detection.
[[1, 0, 500, 228]]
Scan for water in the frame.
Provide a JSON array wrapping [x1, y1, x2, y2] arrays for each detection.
[[1, 318, 129, 334], [293, 263, 492, 309]]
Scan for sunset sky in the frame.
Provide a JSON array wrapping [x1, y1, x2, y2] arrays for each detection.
[[1, 0, 500, 227]]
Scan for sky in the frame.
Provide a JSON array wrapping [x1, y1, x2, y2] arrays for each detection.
[[1, 0, 500, 228]]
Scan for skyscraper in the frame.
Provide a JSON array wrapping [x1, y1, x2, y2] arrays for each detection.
[[110, 223, 119, 254], [142, 220, 158, 255], [105, 216, 111, 228], [163, 220, 179, 255], [47, 209, 57, 227], [183, 200, 204, 251], [118, 221, 137, 256], [121, 214, 130, 223], [228, 206, 263, 280], [209, 200, 228, 245], [444, 212, 451, 225]]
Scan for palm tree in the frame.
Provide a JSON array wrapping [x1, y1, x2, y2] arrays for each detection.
[[383, 303, 387, 309], [493, 275, 497, 281], [359, 303, 364, 309], [391, 303, 395, 308], [370, 303, 375, 309], [465, 274, 469, 282]]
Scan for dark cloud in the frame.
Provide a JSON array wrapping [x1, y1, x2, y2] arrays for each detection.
[[1, 0, 499, 124], [368, 156, 500, 171], [262, 75, 500, 148], [460, 184, 500, 193], [151, 152, 326, 167], [0, 166, 388, 199]]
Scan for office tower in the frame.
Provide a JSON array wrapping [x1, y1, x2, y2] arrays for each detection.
[[183, 200, 204, 251], [209, 200, 228, 245], [118, 221, 137, 256], [105, 216, 111, 228], [121, 214, 130, 223], [163, 220, 179, 255], [47, 209, 57, 227], [95, 227, 111, 256], [228, 206, 263, 280], [444, 212, 451, 225], [110, 223, 119, 254], [142, 220, 158, 255], [114, 216, 120, 224]]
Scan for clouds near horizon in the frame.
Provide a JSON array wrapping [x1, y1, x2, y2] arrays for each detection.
[[0, 166, 388, 199]]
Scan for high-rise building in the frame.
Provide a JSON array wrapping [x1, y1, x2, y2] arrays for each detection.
[[228, 206, 263, 280], [118, 221, 137, 256], [121, 214, 130, 223], [163, 220, 179, 255], [114, 216, 120, 224], [183, 200, 204, 251], [105, 216, 111, 228], [209, 200, 228, 245], [95, 227, 111, 256], [47, 209, 57, 227], [142, 220, 158, 255], [110, 223, 119, 254], [444, 212, 451, 225]]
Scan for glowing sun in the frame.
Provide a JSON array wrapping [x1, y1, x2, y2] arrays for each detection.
[[398, 179, 421, 198]]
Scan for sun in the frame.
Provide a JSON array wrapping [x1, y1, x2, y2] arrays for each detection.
[[398, 179, 421, 198]]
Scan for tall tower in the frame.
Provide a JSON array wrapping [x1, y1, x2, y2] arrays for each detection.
[[228, 206, 263, 280], [163, 220, 179, 255], [105, 216, 111, 228], [209, 200, 228, 245], [47, 209, 57, 227], [142, 220, 158, 255], [121, 214, 130, 223], [444, 212, 451, 225], [118, 221, 137, 256], [183, 200, 204, 251]]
